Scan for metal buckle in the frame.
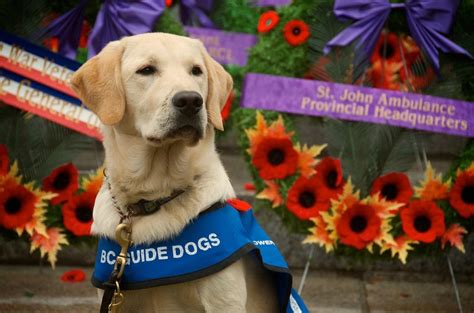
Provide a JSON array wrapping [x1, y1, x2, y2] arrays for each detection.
[[113, 223, 132, 279], [108, 281, 124, 313]]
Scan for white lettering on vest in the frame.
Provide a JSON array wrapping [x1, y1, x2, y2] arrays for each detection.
[[157, 246, 168, 260], [145, 248, 156, 262], [106, 251, 116, 265]]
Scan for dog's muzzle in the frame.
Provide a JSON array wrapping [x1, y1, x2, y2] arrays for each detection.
[[172, 91, 203, 117]]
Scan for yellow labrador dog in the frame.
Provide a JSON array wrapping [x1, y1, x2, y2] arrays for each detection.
[[71, 33, 278, 312]]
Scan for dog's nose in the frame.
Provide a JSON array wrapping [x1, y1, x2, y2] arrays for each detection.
[[172, 91, 203, 117]]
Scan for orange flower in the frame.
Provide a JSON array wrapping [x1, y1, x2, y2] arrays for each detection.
[[30, 227, 68, 268], [381, 235, 417, 264], [321, 182, 396, 252], [257, 180, 283, 208], [295, 143, 326, 178], [257, 10, 280, 33], [0, 163, 53, 236], [246, 112, 293, 156], [81, 167, 104, 195], [441, 224, 467, 253], [303, 215, 335, 253], [414, 163, 450, 201]]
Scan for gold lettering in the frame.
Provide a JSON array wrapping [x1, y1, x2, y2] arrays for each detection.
[[0, 78, 11, 95]]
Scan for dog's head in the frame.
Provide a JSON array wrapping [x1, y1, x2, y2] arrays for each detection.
[[70, 33, 232, 146]]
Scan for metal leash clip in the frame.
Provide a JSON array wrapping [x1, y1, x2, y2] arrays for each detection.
[[108, 223, 133, 313], [108, 281, 124, 313]]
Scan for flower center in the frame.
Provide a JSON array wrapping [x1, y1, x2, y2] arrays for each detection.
[[53, 172, 71, 190], [350, 215, 367, 233], [265, 19, 272, 26], [414, 215, 431, 233], [5, 197, 22, 214], [379, 42, 395, 59], [267, 148, 285, 166], [326, 170, 338, 189], [75, 205, 92, 223], [292, 27, 301, 36], [381, 183, 398, 200], [461, 185, 474, 204], [298, 191, 315, 208]]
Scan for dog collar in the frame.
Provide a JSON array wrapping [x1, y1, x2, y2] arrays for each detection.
[[103, 169, 187, 219]]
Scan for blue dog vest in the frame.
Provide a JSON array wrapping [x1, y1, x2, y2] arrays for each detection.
[[92, 202, 308, 313]]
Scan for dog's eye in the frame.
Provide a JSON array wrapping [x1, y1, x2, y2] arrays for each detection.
[[191, 66, 203, 76], [136, 66, 157, 76]]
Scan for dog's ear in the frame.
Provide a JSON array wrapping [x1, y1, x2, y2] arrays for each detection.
[[201, 45, 233, 131], [70, 41, 125, 125]]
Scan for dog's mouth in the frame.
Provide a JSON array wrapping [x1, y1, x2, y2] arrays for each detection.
[[147, 125, 203, 146]]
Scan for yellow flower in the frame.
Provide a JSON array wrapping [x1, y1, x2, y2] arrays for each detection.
[[256, 180, 283, 208], [245, 112, 294, 155], [30, 227, 69, 268], [381, 235, 417, 264], [295, 143, 327, 178], [303, 215, 335, 253], [81, 167, 104, 195], [441, 224, 467, 253], [1, 162, 55, 237], [414, 162, 450, 201]]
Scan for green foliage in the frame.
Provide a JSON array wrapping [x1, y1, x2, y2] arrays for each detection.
[[245, 0, 318, 78], [155, 9, 186, 36], [0, 0, 50, 39], [0, 106, 96, 184], [211, 0, 262, 34]]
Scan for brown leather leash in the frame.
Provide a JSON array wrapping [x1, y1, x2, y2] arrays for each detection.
[[99, 170, 186, 313]]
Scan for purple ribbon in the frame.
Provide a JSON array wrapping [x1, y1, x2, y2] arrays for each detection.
[[88, 0, 165, 57], [179, 0, 215, 28], [324, 0, 473, 72], [37, 0, 88, 59]]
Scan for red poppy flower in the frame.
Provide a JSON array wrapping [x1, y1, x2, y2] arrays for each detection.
[[60, 269, 86, 283], [257, 10, 280, 33], [62, 192, 95, 236], [43, 163, 78, 206], [336, 203, 382, 250], [370, 172, 413, 205], [252, 137, 298, 180], [370, 32, 402, 65], [165, 0, 173, 8], [314, 157, 344, 199], [221, 91, 234, 123], [287, 176, 331, 220], [400, 200, 446, 243], [227, 198, 252, 212], [0, 179, 38, 229], [283, 20, 310, 46], [0, 144, 8, 176], [449, 172, 474, 218], [243, 182, 256, 191]]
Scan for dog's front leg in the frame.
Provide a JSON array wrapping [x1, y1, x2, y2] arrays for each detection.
[[196, 259, 247, 313]]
